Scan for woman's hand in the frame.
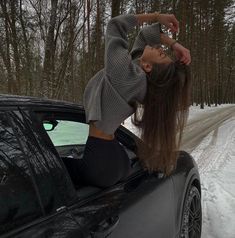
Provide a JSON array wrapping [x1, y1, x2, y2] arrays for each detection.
[[157, 14, 179, 33], [172, 42, 191, 65]]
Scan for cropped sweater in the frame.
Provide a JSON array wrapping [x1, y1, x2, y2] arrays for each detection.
[[83, 14, 161, 134]]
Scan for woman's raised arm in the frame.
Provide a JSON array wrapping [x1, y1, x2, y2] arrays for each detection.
[[104, 13, 180, 82], [136, 13, 179, 33]]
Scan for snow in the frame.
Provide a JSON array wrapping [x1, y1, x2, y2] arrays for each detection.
[[191, 117, 235, 238], [188, 103, 233, 121], [123, 104, 235, 238]]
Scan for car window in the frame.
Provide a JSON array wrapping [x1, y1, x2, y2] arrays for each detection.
[[19, 110, 77, 208], [0, 111, 42, 235], [33, 113, 90, 188], [44, 120, 89, 146]]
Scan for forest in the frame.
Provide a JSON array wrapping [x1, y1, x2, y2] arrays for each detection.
[[0, 0, 234, 108]]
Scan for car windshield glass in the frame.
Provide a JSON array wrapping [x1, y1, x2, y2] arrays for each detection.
[[44, 120, 89, 146]]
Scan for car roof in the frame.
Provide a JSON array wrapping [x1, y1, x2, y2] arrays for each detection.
[[0, 94, 83, 110]]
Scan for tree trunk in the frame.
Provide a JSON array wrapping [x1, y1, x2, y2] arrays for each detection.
[[41, 0, 58, 98], [112, 0, 121, 17], [9, 1, 21, 93]]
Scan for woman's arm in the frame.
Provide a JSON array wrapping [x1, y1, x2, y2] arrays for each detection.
[[160, 33, 191, 65], [104, 14, 139, 80], [131, 13, 179, 59], [160, 33, 176, 47], [130, 23, 162, 59], [136, 13, 179, 33], [105, 13, 181, 81]]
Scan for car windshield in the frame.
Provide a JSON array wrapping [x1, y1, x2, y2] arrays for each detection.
[[43, 120, 89, 146]]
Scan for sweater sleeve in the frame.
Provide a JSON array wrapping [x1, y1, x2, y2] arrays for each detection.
[[130, 23, 162, 59], [104, 14, 141, 83]]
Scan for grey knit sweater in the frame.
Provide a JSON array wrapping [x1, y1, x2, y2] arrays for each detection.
[[83, 14, 161, 134]]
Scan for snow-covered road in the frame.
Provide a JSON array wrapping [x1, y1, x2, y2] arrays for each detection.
[[124, 104, 235, 238], [181, 105, 235, 153], [189, 107, 235, 238]]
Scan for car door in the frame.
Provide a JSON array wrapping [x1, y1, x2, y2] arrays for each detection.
[[25, 108, 125, 237], [0, 108, 87, 238], [21, 107, 126, 238], [109, 174, 176, 238]]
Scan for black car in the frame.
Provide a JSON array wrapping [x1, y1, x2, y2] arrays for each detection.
[[0, 95, 201, 238]]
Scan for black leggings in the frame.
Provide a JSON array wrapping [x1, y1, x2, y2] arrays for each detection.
[[63, 136, 131, 188]]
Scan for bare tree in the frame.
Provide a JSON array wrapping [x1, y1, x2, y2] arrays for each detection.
[[41, 0, 58, 97]]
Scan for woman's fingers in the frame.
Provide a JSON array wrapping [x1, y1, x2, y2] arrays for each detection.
[[180, 54, 191, 65], [172, 42, 191, 65], [169, 15, 179, 33], [158, 14, 179, 33], [181, 55, 191, 65], [183, 51, 191, 65]]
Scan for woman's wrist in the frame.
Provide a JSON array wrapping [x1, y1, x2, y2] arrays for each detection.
[[170, 40, 177, 50], [136, 12, 162, 24], [154, 12, 161, 21], [160, 33, 177, 48]]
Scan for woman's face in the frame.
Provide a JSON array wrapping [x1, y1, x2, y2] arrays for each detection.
[[141, 45, 173, 65]]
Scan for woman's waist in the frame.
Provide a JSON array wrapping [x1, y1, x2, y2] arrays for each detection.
[[89, 122, 115, 140]]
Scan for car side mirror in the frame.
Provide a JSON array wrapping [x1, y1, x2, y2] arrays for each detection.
[[43, 120, 58, 131]]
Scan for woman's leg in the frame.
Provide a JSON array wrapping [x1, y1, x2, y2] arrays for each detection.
[[81, 136, 131, 188]]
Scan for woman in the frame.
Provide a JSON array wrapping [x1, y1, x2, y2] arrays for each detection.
[[81, 12, 191, 187]]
